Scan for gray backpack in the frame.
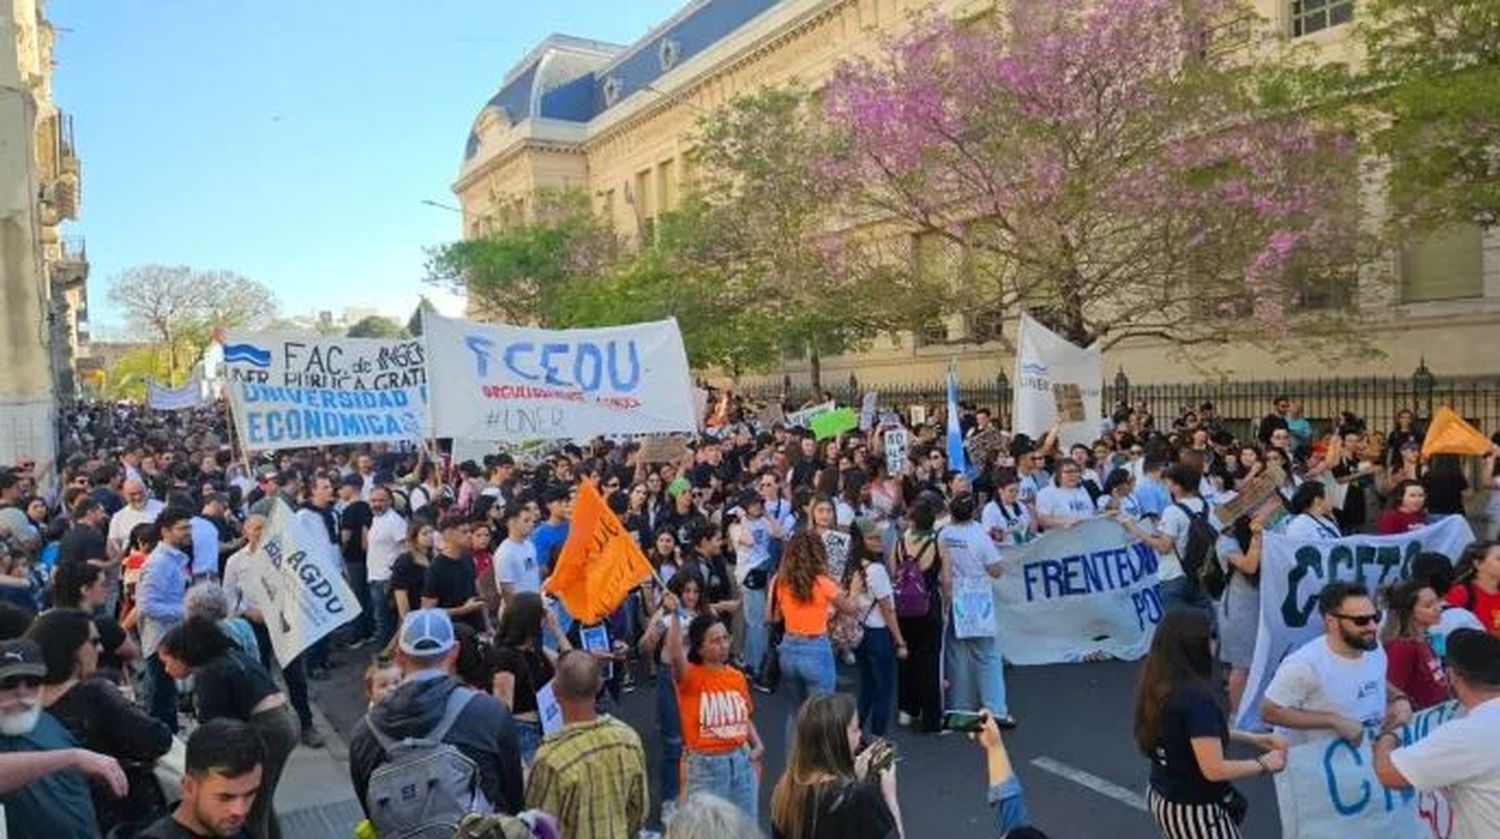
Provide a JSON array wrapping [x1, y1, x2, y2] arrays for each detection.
[[365, 687, 491, 839]]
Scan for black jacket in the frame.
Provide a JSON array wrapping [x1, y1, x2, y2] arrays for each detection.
[[348, 672, 524, 818]]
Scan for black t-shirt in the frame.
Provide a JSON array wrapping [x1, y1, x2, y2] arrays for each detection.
[[1422, 473, 1468, 516], [340, 500, 373, 565], [57, 523, 107, 566], [488, 644, 554, 715], [424, 553, 483, 632], [49, 677, 174, 832], [137, 814, 252, 839], [680, 551, 734, 607], [193, 647, 280, 722], [390, 552, 427, 612], [1148, 685, 1229, 805], [771, 779, 897, 839]]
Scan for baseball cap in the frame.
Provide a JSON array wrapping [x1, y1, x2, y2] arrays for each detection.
[[398, 609, 456, 657], [0, 639, 46, 682]]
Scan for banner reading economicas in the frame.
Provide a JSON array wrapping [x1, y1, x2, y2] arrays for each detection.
[[221, 331, 428, 451], [423, 312, 696, 442], [993, 517, 1162, 664], [1236, 517, 1474, 731]]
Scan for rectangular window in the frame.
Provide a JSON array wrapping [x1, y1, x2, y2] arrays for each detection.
[[1400, 224, 1485, 303], [1291, 0, 1353, 37], [968, 310, 1005, 344], [658, 159, 678, 212], [633, 169, 653, 219]]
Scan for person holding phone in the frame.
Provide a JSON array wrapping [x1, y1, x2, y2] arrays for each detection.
[[1134, 610, 1288, 838], [969, 711, 1050, 839], [770, 693, 902, 839]]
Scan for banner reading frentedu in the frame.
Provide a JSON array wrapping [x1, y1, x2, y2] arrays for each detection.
[[423, 311, 697, 442], [993, 517, 1162, 664], [221, 331, 428, 450], [1235, 517, 1474, 731]]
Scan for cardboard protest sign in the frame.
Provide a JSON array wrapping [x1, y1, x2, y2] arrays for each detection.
[[222, 331, 428, 451], [1013, 313, 1102, 448], [543, 481, 656, 623], [823, 530, 852, 580], [993, 517, 1161, 664], [810, 407, 859, 440], [1052, 383, 1086, 423], [964, 426, 1007, 466], [1213, 464, 1288, 525], [637, 435, 690, 464], [883, 428, 910, 475], [858, 391, 878, 431], [1275, 701, 1458, 839], [908, 405, 928, 426], [423, 312, 696, 442], [1236, 517, 1474, 731], [239, 499, 362, 666], [756, 401, 785, 429]]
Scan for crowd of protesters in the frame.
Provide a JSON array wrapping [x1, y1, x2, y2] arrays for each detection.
[[0, 391, 1496, 839]]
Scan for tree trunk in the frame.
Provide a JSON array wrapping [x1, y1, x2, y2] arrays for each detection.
[[808, 346, 822, 397], [165, 328, 178, 386]]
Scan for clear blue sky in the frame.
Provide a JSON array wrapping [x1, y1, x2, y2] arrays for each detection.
[[51, 0, 685, 335]]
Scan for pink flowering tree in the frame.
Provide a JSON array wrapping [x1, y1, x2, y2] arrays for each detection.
[[823, 0, 1362, 353]]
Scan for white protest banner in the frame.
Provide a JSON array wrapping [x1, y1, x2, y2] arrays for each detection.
[[823, 530, 852, 581], [239, 499, 362, 666], [1236, 517, 1474, 731], [1275, 700, 1458, 839], [450, 438, 497, 467], [993, 517, 1162, 664], [1012, 312, 1103, 448], [785, 401, 836, 430], [883, 428, 910, 476], [858, 391, 878, 431], [222, 331, 428, 451], [147, 377, 205, 411], [423, 312, 696, 442]]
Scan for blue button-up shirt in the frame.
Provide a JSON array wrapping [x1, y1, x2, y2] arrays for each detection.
[[139, 542, 188, 656]]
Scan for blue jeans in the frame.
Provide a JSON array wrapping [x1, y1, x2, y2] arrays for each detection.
[[516, 717, 543, 768], [368, 579, 393, 649], [145, 653, 178, 734], [741, 586, 768, 676], [945, 626, 1008, 716], [1159, 576, 1217, 630], [656, 663, 683, 803], [779, 634, 835, 745], [857, 626, 897, 737], [683, 746, 756, 820]]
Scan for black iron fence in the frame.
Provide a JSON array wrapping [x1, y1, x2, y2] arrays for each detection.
[[741, 368, 1500, 441]]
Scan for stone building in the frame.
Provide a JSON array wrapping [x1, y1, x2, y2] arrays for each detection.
[[1, 0, 89, 470], [453, 0, 1500, 388]]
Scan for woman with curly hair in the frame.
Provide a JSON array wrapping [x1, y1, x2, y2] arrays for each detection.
[[770, 530, 853, 746]]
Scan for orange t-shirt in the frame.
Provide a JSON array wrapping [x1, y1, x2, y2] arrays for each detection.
[[775, 574, 839, 636], [677, 662, 752, 754]]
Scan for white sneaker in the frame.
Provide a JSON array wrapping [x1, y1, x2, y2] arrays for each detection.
[[897, 711, 913, 727], [660, 799, 677, 827]]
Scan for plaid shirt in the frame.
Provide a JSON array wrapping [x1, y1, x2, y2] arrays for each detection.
[[525, 716, 647, 839]]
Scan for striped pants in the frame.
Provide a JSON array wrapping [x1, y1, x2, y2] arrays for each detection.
[[1147, 789, 1242, 839]]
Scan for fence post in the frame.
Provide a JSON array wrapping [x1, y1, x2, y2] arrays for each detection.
[[1412, 359, 1436, 422]]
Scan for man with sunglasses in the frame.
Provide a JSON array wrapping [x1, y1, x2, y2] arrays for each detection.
[[0, 638, 127, 838], [1262, 581, 1413, 747]]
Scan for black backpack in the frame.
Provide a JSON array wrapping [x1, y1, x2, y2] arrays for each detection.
[[1175, 501, 1225, 599]]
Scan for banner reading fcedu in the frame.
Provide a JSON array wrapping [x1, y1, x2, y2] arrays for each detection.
[[1275, 700, 1458, 839], [240, 499, 361, 666], [993, 517, 1163, 664], [423, 311, 697, 442], [1012, 312, 1103, 449], [1236, 517, 1474, 731], [222, 331, 428, 450]]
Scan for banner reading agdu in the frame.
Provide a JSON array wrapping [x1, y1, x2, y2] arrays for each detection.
[[1275, 700, 1458, 839], [994, 517, 1162, 664], [1236, 517, 1474, 731], [222, 331, 428, 451], [1011, 312, 1103, 449], [240, 499, 362, 666], [423, 311, 696, 442]]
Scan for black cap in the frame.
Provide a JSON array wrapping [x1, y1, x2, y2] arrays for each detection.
[[0, 639, 45, 681]]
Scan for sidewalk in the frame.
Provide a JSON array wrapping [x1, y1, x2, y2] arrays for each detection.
[[276, 679, 363, 839]]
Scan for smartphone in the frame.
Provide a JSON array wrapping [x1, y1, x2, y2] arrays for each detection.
[[942, 710, 987, 733]]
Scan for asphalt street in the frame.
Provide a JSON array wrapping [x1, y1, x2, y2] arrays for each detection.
[[316, 651, 1284, 839]]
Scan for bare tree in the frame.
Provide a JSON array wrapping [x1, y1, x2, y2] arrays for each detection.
[[108, 264, 279, 383]]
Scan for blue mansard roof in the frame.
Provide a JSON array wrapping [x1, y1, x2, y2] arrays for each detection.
[[464, 0, 783, 161]]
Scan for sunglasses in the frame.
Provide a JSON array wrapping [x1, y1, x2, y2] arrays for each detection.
[[0, 675, 40, 691], [1332, 611, 1382, 627]]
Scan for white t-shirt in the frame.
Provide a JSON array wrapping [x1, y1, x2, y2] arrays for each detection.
[[732, 517, 772, 583], [1284, 513, 1342, 541], [862, 562, 894, 629], [1156, 496, 1213, 583], [366, 508, 407, 582], [1392, 697, 1500, 839], [495, 538, 541, 593], [939, 520, 1002, 583], [1263, 635, 1388, 746], [106, 500, 164, 554], [1035, 485, 1096, 525], [981, 501, 1032, 546]]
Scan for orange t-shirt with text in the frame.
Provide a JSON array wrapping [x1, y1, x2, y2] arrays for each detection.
[[677, 662, 753, 754], [775, 574, 839, 636]]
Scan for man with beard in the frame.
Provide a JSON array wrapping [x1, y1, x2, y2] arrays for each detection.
[[1261, 581, 1414, 746], [106, 479, 165, 614], [139, 508, 193, 732], [0, 638, 128, 838], [139, 718, 264, 839]]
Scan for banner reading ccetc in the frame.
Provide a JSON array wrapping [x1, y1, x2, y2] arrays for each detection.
[[222, 331, 429, 451]]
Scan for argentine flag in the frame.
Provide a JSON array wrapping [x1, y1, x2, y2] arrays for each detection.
[[945, 367, 973, 478]]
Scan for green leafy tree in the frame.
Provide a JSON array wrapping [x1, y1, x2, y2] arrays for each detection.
[[406, 296, 438, 337], [107, 265, 278, 385], [346, 315, 406, 339]]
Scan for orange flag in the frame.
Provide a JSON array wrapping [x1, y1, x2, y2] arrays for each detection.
[[542, 480, 656, 624], [1421, 405, 1494, 457]]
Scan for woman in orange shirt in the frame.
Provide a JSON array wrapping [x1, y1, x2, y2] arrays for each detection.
[[769, 530, 854, 747], [666, 591, 764, 819]]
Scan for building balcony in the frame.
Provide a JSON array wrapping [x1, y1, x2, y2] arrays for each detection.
[[52, 236, 88, 288]]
